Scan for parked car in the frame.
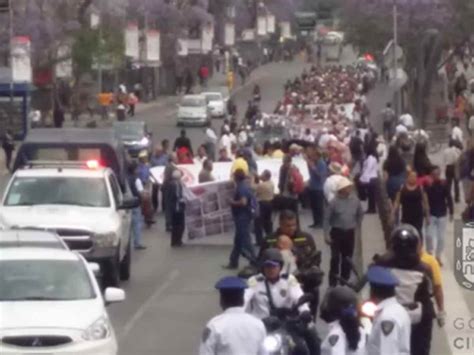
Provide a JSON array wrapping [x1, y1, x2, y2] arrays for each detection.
[[0, 229, 68, 250], [0, 247, 125, 354], [113, 121, 151, 158], [177, 95, 211, 127], [202, 91, 227, 118], [0, 162, 138, 286]]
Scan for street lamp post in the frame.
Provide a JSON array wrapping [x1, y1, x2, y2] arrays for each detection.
[[393, 0, 399, 118], [8, 0, 14, 117]]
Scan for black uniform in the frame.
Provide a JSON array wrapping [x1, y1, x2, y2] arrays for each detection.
[[374, 253, 435, 355]]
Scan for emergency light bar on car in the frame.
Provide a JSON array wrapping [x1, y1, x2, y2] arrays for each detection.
[[22, 160, 103, 170]]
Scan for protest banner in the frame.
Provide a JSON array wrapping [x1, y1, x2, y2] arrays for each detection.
[[184, 180, 235, 241], [150, 158, 310, 193]]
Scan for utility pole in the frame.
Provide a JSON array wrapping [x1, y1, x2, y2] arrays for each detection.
[[98, 25, 103, 93], [8, 0, 14, 117], [393, 0, 399, 118]]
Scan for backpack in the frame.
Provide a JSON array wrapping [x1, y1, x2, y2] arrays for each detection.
[[290, 166, 305, 195]]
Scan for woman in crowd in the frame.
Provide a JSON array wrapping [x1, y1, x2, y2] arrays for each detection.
[[392, 170, 430, 237], [413, 142, 433, 186], [383, 145, 407, 202], [359, 145, 379, 214]]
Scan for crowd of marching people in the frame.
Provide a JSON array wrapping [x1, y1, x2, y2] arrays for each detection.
[[124, 57, 457, 354]]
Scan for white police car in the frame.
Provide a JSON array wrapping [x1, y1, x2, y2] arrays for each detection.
[[0, 247, 125, 354], [0, 161, 138, 286]]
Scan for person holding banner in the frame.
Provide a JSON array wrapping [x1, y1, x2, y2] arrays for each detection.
[[224, 169, 257, 270], [169, 169, 186, 247]]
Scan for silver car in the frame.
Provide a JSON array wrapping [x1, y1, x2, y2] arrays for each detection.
[[177, 95, 211, 127]]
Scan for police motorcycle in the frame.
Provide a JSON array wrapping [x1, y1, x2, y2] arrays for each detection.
[[262, 294, 319, 355], [238, 249, 324, 319]]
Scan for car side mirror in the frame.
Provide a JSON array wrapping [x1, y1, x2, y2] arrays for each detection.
[[88, 262, 101, 276], [119, 196, 140, 210], [104, 287, 126, 304]]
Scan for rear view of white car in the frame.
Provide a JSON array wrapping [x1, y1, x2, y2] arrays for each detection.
[[177, 94, 210, 126], [202, 92, 227, 118], [0, 248, 125, 355]]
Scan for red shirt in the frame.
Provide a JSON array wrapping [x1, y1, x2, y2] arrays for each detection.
[[200, 66, 209, 79]]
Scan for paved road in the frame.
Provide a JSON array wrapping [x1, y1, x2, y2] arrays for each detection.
[[1, 51, 473, 354]]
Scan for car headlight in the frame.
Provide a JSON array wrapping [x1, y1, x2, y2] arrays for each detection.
[[95, 232, 117, 247], [82, 316, 112, 341], [140, 137, 149, 146], [263, 334, 282, 353]]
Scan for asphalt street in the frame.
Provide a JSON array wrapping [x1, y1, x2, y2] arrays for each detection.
[[1, 50, 473, 354]]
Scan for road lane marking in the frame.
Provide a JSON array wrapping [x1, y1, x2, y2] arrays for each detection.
[[120, 269, 180, 340]]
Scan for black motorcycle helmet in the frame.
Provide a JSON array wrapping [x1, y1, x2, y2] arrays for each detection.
[[260, 248, 284, 268], [390, 224, 420, 259], [320, 286, 358, 323]]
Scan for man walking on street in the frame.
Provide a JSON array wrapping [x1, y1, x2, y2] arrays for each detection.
[[169, 169, 186, 247], [425, 166, 453, 266], [2, 130, 14, 172], [174, 129, 193, 155], [381, 102, 396, 141], [127, 162, 146, 250], [306, 147, 328, 228], [324, 178, 364, 287], [443, 139, 461, 203], [224, 169, 257, 269]]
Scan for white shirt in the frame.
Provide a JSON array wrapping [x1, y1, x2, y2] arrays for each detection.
[[302, 133, 315, 142], [400, 113, 414, 128], [367, 297, 411, 355], [244, 274, 309, 320], [469, 116, 474, 130], [199, 307, 267, 355], [359, 155, 379, 184], [443, 146, 461, 166], [219, 134, 232, 156], [238, 131, 248, 146], [395, 124, 408, 135], [451, 126, 463, 143], [321, 321, 368, 355], [324, 174, 345, 202], [135, 178, 144, 193], [206, 128, 218, 143], [319, 133, 331, 149]]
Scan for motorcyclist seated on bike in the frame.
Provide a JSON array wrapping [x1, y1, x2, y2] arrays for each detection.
[[245, 248, 320, 355], [373, 224, 435, 355], [260, 210, 319, 268]]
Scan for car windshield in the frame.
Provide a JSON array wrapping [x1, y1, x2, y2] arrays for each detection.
[[205, 94, 222, 102], [0, 259, 95, 301], [5, 177, 110, 207], [114, 122, 144, 141], [181, 97, 205, 107]]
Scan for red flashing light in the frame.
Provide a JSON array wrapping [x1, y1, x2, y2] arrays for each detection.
[[86, 160, 100, 169], [364, 53, 374, 62]]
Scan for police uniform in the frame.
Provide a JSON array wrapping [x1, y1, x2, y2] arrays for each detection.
[[199, 277, 266, 355], [321, 321, 368, 355], [374, 252, 435, 355], [366, 267, 411, 355], [244, 273, 309, 319]]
